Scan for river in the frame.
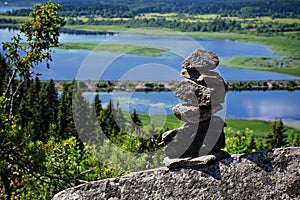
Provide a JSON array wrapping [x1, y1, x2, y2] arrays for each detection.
[[83, 90, 300, 125], [1, 28, 299, 126]]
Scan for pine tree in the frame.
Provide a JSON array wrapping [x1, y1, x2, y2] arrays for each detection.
[[98, 100, 120, 137], [264, 118, 287, 149], [46, 79, 59, 124], [0, 54, 11, 95], [38, 79, 59, 140], [31, 77, 43, 137], [130, 108, 143, 134], [93, 93, 102, 117], [72, 80, 94, 144], [57, 82, 76, 139], [114, 101, 127, 132]]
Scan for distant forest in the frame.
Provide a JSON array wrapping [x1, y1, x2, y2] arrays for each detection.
[[5, 0, 300, 18]]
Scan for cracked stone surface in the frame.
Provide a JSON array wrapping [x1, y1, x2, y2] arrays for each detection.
[[52, 148, 300, 200], [182, 49, 219, 71], [162, 117, 225, 158], [175, 79, 212, 106], [173, 103, 223, 123], [180, 69, 227, 90], [175, 79, 225, 106]]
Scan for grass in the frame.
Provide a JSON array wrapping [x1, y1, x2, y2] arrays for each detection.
[[136, 13, 212, 23], [185, 31, 300, 58], [225, 118, 300, 137], [64, 25, 186, 36], [138, 113, 300, 137], [193, 14, 219, 19], [59, 43, 168, 56], [0, 15, 30, 23], [225, 119, 274, 137], [221, 56, 300, 77], [256, 17, 300, 24], [135, 13, 300, 24], [64, 25, 129, 33], [70, 16, 131, 22], [139, 113, 182, 130], [138, 13, 178, 19]]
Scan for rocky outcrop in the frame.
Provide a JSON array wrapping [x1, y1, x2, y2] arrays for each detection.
[[52, 147, 300, 200], [162, 49, 228, 160]]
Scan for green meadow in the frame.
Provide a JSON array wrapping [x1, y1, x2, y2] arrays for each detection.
[[139, 113, 300, 137], [59, 43, 168, 56], [221, 56, 300, 77]]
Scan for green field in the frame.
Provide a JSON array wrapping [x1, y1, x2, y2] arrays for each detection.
[[59, 43, 168, 56], [139, 113, 183, 130], [186, 32, 300, 57], [136, 13, 212, 23], [136, 13, 300, 24], [225, 118, 300, 138], [221, 56, 300, 77], [64, 25, 129, 33], [139, 113, 300, 137], [0, 15, 30, 22]]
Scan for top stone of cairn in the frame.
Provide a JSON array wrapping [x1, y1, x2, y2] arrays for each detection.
[[182, 49, 219, 71]]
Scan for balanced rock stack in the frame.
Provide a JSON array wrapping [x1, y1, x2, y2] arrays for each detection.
[[163, 49, 230, 167]]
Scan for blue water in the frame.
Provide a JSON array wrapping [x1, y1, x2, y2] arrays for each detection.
[[1, 28, 300, 123], [83, 90, 300, 123], [0, 29, 298, 81], [225, 90, 300, 121]]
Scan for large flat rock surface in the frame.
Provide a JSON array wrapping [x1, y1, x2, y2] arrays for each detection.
[[53, 147, 300, 200]]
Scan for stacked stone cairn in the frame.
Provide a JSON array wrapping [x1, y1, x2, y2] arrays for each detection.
[[163, 49, 230, 167]]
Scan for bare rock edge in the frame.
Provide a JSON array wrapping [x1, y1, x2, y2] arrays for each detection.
[[53, 147, 300, 200]]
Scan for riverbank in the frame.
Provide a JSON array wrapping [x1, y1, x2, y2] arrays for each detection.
[[62, 26, 299, 58], [62, 26, 300, 77], [53, 79, 300, 92], [1, 21, 299, 76]]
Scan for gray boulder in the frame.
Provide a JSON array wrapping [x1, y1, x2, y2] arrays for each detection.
[[163, 116, 225, 158], [175, 79, 212, 106], [175, 79, 225, 106], [173, 103, 223, 123], [182, 49, 219, 71]]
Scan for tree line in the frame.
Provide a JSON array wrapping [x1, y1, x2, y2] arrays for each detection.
[[0, 56, 167, 198], [4, 0, 300, 19], [66, 16, 300, 36]]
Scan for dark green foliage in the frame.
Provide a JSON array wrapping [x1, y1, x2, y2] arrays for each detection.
[[144, 82, 165, 92], [96, 81, 114, 92], [57, 81, 77, 139], [0, 54, 11, 95], [224, 127, 257, 154], [224, 118, 299, 155], [130, 108, 143, 127], [1, 1, 300, 198], [287, 131, 300, 147], [47, 0, 300, 19], [93, 93, 102, 117], [264, 118, 287, 149], [98, 100, 121, 138]]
